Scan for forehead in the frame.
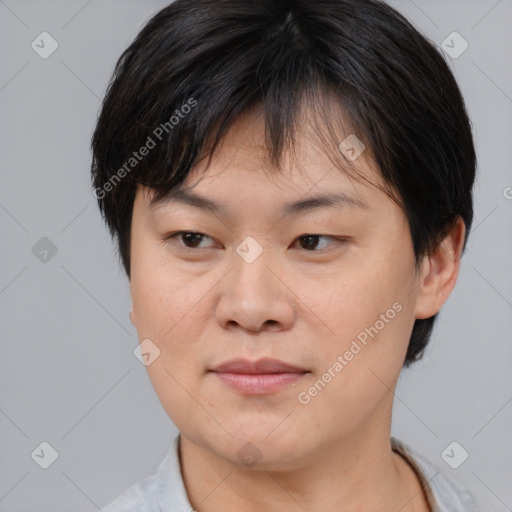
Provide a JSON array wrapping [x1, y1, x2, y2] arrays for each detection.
[[140, 107, 388, 217]]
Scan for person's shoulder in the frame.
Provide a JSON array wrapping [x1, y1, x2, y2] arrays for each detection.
[[391, 437, 479, 512], [99, 470, 160, 512], [97, 434, 190, 512]]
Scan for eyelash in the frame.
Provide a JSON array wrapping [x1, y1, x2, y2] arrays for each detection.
[[163, 231, 347, 253]]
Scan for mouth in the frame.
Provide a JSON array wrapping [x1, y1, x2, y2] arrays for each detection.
[[209, 358, 309, 395]]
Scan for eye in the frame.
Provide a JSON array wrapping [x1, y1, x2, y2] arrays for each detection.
[[164, 231, 216, 249], [293, 234, 340, 251], [163, 231, 345, 252]]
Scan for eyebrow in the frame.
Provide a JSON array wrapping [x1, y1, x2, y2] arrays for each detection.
[[149, 187, 370, 216]]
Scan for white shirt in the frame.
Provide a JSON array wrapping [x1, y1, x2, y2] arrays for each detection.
[[100, 434, 479, 511]]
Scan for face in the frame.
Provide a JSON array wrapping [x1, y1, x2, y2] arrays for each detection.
[[129, 109, 426, 470]]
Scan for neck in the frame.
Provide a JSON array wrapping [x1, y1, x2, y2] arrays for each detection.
[[179, 417, 421, 511]]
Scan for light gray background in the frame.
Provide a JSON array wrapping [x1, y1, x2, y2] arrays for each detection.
[[0, 1, 511, 511]]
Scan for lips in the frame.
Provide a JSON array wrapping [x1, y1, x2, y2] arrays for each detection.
[[211, 357, 307, 374], [209, 358, 308, 395]]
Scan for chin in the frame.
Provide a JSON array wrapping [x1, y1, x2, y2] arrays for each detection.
[[212, 424, 310, 470]]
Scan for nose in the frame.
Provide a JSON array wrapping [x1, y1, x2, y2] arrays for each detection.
[[215, 245, 296, 333]]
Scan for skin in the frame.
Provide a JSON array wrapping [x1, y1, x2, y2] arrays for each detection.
[[129, 108, 465, 512]]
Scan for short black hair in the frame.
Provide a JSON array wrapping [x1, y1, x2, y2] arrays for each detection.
[[91, 0, 476, 366]]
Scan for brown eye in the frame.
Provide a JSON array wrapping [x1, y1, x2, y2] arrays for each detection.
[[180, 232, 206, 248], [296, 234, 334, 251], [164, 231, 216, 249]]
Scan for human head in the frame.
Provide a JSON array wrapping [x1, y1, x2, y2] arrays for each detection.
[[91, 0, 476, 367]]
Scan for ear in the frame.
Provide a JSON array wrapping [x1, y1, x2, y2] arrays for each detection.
[[414, 216, 466, 320]]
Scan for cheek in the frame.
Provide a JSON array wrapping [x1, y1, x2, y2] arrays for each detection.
[[297, 302, 412, 434], [311, 266, 403, 338], [131, 245, 188, 331], [131, 264, 210, 429], [130, 252, 215, 374], [306, 250, 415, 385]]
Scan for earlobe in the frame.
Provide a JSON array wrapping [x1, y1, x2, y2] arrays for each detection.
[[413, 216, 466, 320]]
